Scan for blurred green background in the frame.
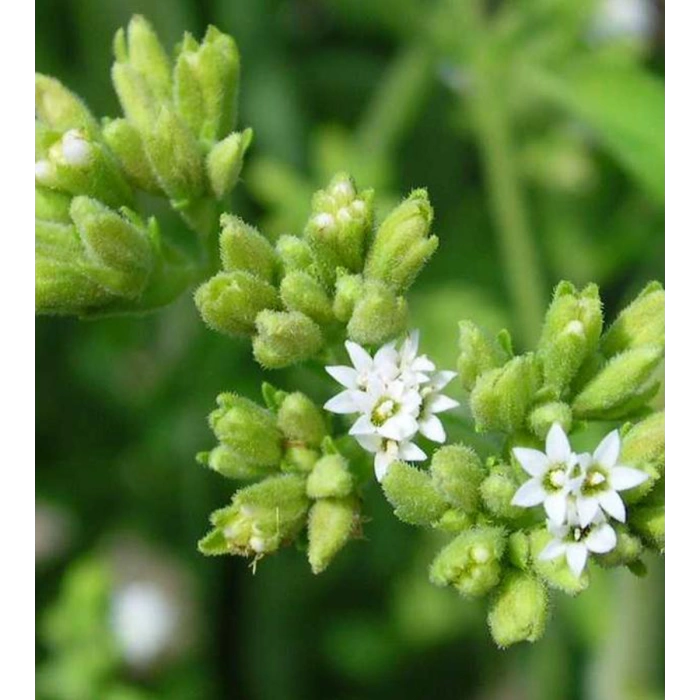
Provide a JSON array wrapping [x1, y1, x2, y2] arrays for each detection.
[[36, 1, 664, 698]]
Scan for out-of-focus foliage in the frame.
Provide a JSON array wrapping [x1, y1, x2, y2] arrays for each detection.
[[36, 1, 664, 698]]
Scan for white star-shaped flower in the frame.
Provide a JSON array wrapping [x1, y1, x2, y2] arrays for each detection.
[[573, 429, 649, 527], [355, 434, 428, 482], [539, 509, 617, 578], [397, 329, 435, 386], [511, 423, 579, 525], [417, 371, 459, 443]]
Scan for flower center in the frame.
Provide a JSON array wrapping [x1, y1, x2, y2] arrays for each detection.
[[582, 465, 609, 495], [372, 398, 398, 425], [544, 465, 567, 492]]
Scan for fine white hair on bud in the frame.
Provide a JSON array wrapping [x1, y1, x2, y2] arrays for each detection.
[[565, 320, 585, 336], [324, 330, 458, 481], [61, 129, 92, 167], [313, 212, 335, 231], [350, 200, 366, 216], [336, 207, 352, 223], [35, 159, 55, 184], [332, 180, 354, 200]]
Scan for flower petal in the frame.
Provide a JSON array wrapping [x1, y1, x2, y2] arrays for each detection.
[[539, 539, 567, 561], [325, 365, 358, 389], [593, 429, 621, 469], [345, 341, 373, 373], [565, 543, 589, 578], [349, 414, 375, 436], [419, 415, 446, 443], [544, 492, 568, 525], [413, 355, 436, 372], [585, 523, 617, 554], [576, 496, 600, 528], [398, 441, 427, 462], [546, 423, 572, 463], [599, 489, 626, 522], [324, 390, 360, 414], [512, 448, 548, 477], [355, 434, 382, 453], [511, 479, 546, 508], [610, 466, 649, 491], [427, 394, 459, 414], [430, 370, 457, 390], [379, 414, 418, 441], [374, 452, 392, 482]]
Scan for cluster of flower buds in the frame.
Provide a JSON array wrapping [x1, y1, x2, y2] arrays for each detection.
[[324, 331, 459, 481], [197, 386, 362, 574], [195, 173, 438, 368]]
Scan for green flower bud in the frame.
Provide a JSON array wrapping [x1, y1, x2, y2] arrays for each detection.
[[70, 196, 154, 299], [197, 445, 273, 480], [307, 497, 358, 574], [595, 527, 643, 568], [195, 271, 279, 337], [429, 527, 506, 598], [488, 573, 548, 648], [200, 474, 309, 556], [333, 272, 363, 322], [206, 129, 252, 199], [470, 354, 541, 433], [528, 401, 573, 440], [571, 346, 664, 419], [280, 271, 334, 325], [629, 504, 664, 552], [102, 118, 161, 193], [381, 461, 448, 527], [35, 74, 99, 136], [365, 188, 437, 294], [304, 173, 374, 283], [253, 310, 324, 368], [430, 445, 485, 515], [346, 280, 408, 346], [457, 321, 506, 392], [208, 393, 282, 467], [537, 282, 603, 395], [480, 464, 526, 521], [35, 187, 72, 223], [435, 508, 473, 532], [145, 107, 205, 201], [306, 454, 354, 499], [281, 446, 319, 474], [174, 26, 240, 142], [508, 531, 530, 570], [620, 412, 665, 504], [112, 60, 159, 132], [601, 282, 664, 357], [277, 392, 328, 448], [276, 235, 315, 273], [219, 214, 278, 283], [530, 528, 588, 595]]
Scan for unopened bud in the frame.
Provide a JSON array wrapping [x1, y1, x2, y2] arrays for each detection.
[[219, 214, 278, 283], [35, 74, 99, 136], [333, 272, 363, 322], [528, 401, 573, 440], [306, 454, 354, 499], [430, 445, 485, 515], [277, 392, 328, 448], [198, 445, 274, 480], [382, 461, 448, 526], [629, 504, 664, 553], [253, 310, 324, 368], [276, 235, 315, 273], [457, 321, 506, 392], [280, 271, 334, 325], [488, 573, 548, 647], [102, 118, 161, 193], [207, 129, 252, 199], [346, 280, 408, 346], [307, 497, 358, 574]]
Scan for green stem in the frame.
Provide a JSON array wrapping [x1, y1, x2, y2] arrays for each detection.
[[467, 62, 546, 347]]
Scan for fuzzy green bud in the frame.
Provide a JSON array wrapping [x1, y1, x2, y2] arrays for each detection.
[[307, 497, 358, 574], [365, 189, 437, 294], [35, 187, 72, 223], [488, 573, 548, 648], [601, 282, 664, 357], [208, 393, 282, 467], [457, 321, 506, 392], [571, 346, 664, 419], [429, 527, 506, 598], [333, 272, 363, 322], [174, 26, 240, 143], [528, 401, 573, 440], [219, 214, 278, 283], [200, 474, 308, 556], [480, 464, 525, 521], [382, 461, 448, 526], [102, 118, 161, 193], [537, 282, 603, 395], [281, 446, 319, 474], [207, 129, 252, 199], [621, 411, 665, 470], [145, 107, 205, 201], [276, 235, 315, 273], [470, 354, 541, 433], [195, 271, 279, 337], [306, 454, 354, 499], [629, 504, 664, 552], [508, 531, 530, 570], [253, 310, 324, 368], [35, 74, 99, 136], [304, 173, 374, 283], [198, 445, 273, 480], [347, 280, 408, 346], [280, 271, 334, 325], [277, 392, 328, 448], [530, 529, 588, 595], [430, 445, 485, 515], [70, 196, 154, 299]]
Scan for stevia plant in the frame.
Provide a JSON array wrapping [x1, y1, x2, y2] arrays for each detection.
[[36, 13, 665, 650]]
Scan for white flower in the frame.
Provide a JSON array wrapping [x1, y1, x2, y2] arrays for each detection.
[[324, 331, 458, 481], [573, 429, 649, 527], [511, 422, 579, 525], [355, 434, 427, 482], [539, 510, 617, 578]]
